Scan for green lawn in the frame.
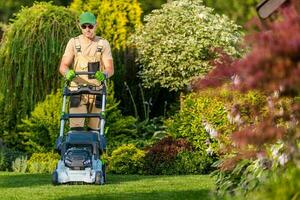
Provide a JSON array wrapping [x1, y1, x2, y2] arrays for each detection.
[[0, 172, 215, 200]]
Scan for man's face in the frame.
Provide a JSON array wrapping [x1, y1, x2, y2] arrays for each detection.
[[80, 23, 96, 39]]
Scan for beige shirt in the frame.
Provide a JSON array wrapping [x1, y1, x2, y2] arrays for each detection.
[[63, 34, 112, 61], [63, 35, 112, 86]]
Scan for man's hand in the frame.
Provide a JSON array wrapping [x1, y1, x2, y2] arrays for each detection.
[[65, 69, 76, 81], [95, 71, 106, 82]]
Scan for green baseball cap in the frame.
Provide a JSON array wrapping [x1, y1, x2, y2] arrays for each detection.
[[79, 12, 96, 25]]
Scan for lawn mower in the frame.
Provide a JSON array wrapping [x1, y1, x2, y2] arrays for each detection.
[[52, 71, 107, 185]]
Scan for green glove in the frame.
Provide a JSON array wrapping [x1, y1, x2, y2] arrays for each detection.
[[65, 69, 76, 81], [95, 71, 106, 82]]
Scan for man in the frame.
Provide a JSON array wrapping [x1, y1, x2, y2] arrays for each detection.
[[59, 12, 114, 131]]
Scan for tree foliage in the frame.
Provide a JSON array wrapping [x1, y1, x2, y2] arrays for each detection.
[[70, 0, 142, 50], [0, 2, 80, 131], [139, 0, 167, 16], [202, 0, 260, 25], [0, 0, 71, 23], [130, 0, 242, 92]]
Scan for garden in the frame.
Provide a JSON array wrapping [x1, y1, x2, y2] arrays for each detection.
[[0, 0, 299, 199]]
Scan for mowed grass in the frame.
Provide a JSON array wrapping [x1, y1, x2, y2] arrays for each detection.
[[0, 172, 215, 200]]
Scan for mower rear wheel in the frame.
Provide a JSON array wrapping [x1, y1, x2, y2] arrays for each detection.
[[102, 164, 106, 183], [52, 171, 58, 186]]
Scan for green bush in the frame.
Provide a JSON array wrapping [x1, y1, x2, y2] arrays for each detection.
[[12, 156, 28, 173], [166, 87, 267, 157], [129, 0, 242, 91], [174, 150, 216, 174], [109, 144, 145, 175], [0, 147, 26, 171], [17, 90, 62, 153], [243, 166, 300, 200], [27, 152, 59, 173]]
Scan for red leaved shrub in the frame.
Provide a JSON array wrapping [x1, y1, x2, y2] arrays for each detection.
[[143, 136, 192, 175]]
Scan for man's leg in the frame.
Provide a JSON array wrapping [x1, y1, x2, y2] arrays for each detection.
[[88, 95, 101, 130], [69, 95, 87, 129]]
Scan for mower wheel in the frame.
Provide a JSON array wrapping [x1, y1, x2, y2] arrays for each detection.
[[102, 164, 106, 183], [52, 171, 59, 186], [95, 171, 105, 185]]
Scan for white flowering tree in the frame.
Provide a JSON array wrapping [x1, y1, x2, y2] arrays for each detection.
[[130, 0, 242, 91]]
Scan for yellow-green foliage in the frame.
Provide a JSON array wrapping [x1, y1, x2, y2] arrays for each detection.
[[27, 152, 59, 173], [70, 0, 142, 50], [166, 87, 267, 152], [109, 144, 145, 174], [18, 90, 62, 153]]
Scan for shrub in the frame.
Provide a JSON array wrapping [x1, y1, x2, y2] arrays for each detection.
[[143, 136, 193, 175], [174, 150, 216, 175], [0, 147, 26, 171], [27, 152, 59, 173], [12, 156, 28, 173], [129, 0, 242, 91], [17, 90, 63, 153], [109, 144, 145, 175], [166, 87, 267, 156], [247, 166, 300, 200]]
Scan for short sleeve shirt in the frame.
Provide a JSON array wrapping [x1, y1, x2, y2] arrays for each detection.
[[63, 35, 113, 60]]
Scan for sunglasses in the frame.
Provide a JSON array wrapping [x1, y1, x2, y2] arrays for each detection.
[[81, 24, 94, 29]]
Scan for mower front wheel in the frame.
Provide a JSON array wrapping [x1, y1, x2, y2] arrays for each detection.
[[95, 171, 105, 185]]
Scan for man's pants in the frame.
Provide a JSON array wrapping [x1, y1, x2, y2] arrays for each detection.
[[69, 94, 101, 130]]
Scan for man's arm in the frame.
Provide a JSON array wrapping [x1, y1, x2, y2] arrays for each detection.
[[103, 58, 114, 78], [59, 54, 74, 76], [59, 38, 75, 76]]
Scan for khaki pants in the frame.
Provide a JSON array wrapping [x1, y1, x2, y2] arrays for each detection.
[[69, 94, 101, 129]]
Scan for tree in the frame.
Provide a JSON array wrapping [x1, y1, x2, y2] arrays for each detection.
[[139, 0, 167, 16], [130, 0, 242, 92], [202, 0, 261, 25], [0, 0, 72, 23], [0, 2, 80, 134]]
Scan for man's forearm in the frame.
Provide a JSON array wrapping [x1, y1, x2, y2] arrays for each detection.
[[103, 59, 114, 78]]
